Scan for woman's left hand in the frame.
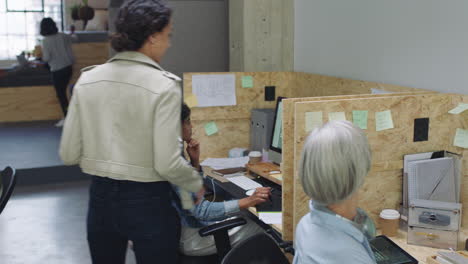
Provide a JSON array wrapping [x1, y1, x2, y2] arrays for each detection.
[[186, 139, 200, 170]]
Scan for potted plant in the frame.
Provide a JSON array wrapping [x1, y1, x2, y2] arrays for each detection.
[[70, 3, 81, 21], [78, 0, 95, 30]]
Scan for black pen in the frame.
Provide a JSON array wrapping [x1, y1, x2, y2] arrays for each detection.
[[269, 188, 274, 202]]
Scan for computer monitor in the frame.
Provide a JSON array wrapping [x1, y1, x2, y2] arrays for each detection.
[[269, 97, 285, 165]]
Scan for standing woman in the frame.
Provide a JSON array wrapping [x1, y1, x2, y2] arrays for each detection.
[[40, 18, 74, 127], [59, 0, 203, 263]]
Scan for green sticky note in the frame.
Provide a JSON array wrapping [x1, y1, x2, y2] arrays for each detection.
[[204, 121, 218, 136], [454, 128, 468, 148], [241, 76, 253, 88], [352, 110, 368, 130], [329, 112, 346, 121], [305, 112, 323, 132], [448, 103, 468, 114], [375, 110, 394, 131]]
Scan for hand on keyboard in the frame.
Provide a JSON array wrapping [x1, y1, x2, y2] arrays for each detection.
[[238, 187, 271, 209]]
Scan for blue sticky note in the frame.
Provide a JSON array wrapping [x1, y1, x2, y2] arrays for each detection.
[[204, 121, 218, 136], [352, 110, 368, 130], [242, 76, 254, 88]]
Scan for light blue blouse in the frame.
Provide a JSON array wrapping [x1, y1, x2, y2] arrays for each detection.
[[293, 201, 377, 264]]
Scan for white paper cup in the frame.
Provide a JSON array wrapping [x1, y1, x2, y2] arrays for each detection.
[[248, 151, 262, 164], [379, 209, 400, 237]]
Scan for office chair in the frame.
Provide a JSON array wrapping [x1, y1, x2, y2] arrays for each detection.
[[221, 232, 291, 264], [179, 217, 248, 264], [0, 166, 17, 215]]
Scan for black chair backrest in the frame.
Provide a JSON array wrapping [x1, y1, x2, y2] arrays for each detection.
[[221, 233, 290, 264], [0, 166, 17, 215]]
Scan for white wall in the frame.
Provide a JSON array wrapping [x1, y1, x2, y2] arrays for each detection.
[[294, 0, 468, 94]]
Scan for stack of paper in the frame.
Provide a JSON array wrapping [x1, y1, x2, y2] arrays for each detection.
[[408, 157, 456, 203]]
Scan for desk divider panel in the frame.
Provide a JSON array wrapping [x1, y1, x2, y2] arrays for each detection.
[[183, 71, 429, 159], [288, 94, 467, 242], [183, 71, 432, 240], [281, 91, 435, 240], [293, 72, 430, 98], [183, 72, 294, 159]]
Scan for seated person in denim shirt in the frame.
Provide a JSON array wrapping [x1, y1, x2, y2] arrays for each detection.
[[175, 103, 271, 256], [293, 121, 377, 264]]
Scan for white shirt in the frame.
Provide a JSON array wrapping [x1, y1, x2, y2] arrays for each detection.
[[42, 33, 74, 72]]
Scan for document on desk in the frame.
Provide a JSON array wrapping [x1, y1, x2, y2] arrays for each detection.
[[192, 74, 236, 107], [200, 157, 249, 170], [258, 212, 282, 225]]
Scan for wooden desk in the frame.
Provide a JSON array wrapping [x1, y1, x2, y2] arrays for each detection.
[[203, 165, 283, 234], [246, 162, 282, 185], [248, 207, 283, 234], [385, 230, 468, 264]]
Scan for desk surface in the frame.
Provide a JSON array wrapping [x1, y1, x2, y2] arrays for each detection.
[[204, 165, 457, 263], [389, 230, 452, 263]]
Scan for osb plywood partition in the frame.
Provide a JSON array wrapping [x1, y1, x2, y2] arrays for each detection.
[[191, 119, 250, 160], [183, 72, 294, 159], [293, 72, 430, 98], [0, 86, 62, 122], [281, 91, 437, 240], [183, 72, 294, 120], [291, 94, 468, 238]]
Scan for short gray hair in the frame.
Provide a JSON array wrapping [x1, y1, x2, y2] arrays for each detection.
[[299, 121, 371, 205]]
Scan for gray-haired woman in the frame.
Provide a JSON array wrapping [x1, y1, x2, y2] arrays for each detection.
[[293, 121, 377, 264]]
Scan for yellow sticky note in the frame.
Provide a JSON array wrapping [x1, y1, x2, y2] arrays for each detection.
[[448, 103, 468, 114], [454, 128, 468, 148], [185, 94, 198, 108], [241, 76, 254, 88], [305, 112, 323, 132], [204, 121, 218, 136], [329, 112, 346, 121], [352, 110, 368, 130], [375, 110, 394, 131]]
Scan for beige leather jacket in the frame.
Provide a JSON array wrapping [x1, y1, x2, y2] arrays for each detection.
[[59, 51, 202, 193]]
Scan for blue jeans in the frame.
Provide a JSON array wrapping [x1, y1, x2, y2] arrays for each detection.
[[87, 176, 179, 264]]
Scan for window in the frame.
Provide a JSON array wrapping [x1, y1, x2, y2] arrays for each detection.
[[0, 0, 63, 60]]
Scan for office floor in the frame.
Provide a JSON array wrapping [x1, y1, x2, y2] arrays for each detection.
[[0, 121, 63, 169], [0, 181, 137, 264]]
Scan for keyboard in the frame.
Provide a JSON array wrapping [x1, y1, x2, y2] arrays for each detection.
[[227, 176, 262, 190]]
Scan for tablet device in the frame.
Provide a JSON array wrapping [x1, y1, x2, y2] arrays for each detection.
[[369, 235, 418, 264]]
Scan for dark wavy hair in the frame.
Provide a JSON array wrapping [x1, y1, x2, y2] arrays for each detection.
[[111, 0, 172, 52], [182, 102, 191, 122], [40, 18, 58, 36]]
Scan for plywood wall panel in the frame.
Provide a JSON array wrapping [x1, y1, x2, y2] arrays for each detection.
[[281, 91, 437, 240], [291, 94, 468, 234], [294, 72, 430, 98], [191, 118, 250, 160]]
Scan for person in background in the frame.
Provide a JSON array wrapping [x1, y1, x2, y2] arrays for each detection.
[[175, 103, 271, 256], [293, 121, 377, 264], [59, 0, 203, 263], [40, 17, 74, 127]]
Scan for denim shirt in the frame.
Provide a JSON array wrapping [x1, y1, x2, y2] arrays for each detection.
[[293, 201, 377, 264], [172, 138, 241, 228], [172, 186, 240, 228]]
